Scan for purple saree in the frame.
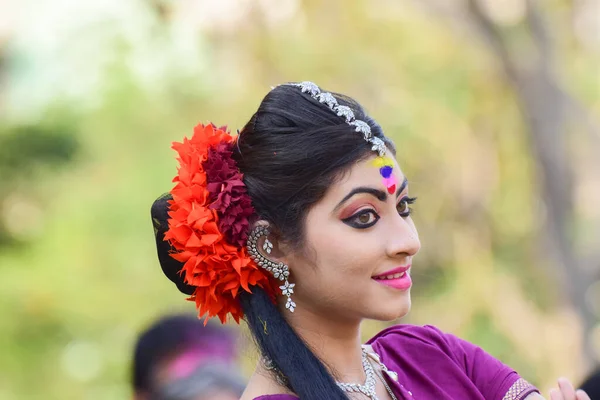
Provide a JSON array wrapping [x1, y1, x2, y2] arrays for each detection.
[[254, 325, 538, 400]]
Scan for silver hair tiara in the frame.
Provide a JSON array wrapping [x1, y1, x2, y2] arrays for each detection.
[[287, 82, 387, 156]]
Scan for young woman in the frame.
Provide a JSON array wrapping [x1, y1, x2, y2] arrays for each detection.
[[151, 82, 589, 400]]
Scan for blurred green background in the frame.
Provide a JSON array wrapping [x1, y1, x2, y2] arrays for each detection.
[[0, 0, 599, 399]]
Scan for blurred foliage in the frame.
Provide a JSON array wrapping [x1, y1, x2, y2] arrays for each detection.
[[0, 117, 79, 247], [0, 125, 77, 179], [0, 0, 598, 399]]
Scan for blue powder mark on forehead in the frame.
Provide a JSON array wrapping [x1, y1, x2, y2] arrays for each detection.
[[380, 165, 393, 179]]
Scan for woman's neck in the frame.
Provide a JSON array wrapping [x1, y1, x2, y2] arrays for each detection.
[[284, 305, 365, 384], [241, 307, 367, 400]]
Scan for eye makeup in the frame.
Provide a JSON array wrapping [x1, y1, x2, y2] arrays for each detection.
[[341, 208, 380, 229], [338, 199, 379, 220], [397, 196, 417, 217], [339, 194, 417, 230]]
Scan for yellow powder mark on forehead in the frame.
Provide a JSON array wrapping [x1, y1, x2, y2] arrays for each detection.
[[371, 156, 395, 168]]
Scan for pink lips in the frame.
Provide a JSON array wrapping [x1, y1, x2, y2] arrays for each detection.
[[372, 265, 412, 290]]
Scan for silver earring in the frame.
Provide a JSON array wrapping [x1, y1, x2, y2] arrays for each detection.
[[247, 226, 296, 313], [263, 238, 273, 254]]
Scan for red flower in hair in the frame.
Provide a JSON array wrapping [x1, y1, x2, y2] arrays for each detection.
[[164, 123, 276, 323]]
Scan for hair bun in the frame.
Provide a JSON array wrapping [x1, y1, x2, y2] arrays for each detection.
[[151, 193, 196, 295]]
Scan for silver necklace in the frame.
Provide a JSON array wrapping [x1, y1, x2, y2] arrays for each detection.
[[336, 347, 379, 399], [336, 346, 400, 400], [373, 367, 399, 400], [364, 348, 399, 400], [264, 347, 400, 400]]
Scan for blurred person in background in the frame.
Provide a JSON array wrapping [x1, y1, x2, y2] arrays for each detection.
[[132, 314, 245, 400], [580, 368, 600, 400], [151, 82, 590, 400]]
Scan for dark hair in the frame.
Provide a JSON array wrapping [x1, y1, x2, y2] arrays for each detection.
[[233, 85, 393, 399], [152, 84, 394, 399], [580, 368, 600, 400], [234, 85, 394, 247], [132, 314, 237, 392]]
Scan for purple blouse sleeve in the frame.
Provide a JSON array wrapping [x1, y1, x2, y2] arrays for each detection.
[[423, 325, 539, 400]]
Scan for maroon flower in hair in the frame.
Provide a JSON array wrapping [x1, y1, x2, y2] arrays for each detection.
[[204, 142, 255, 248]]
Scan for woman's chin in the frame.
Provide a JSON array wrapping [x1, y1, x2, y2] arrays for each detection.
[[371, 298, 411, 322]]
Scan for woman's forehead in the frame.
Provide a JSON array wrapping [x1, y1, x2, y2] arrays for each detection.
[[328, 155, 405, 198]]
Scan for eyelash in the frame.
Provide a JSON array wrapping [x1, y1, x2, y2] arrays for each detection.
[[342, 196, 417, 229], [342, 209, 380, 229], [398, 196, 417, 217]]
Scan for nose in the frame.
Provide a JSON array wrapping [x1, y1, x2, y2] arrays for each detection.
[[385, 217, 420, 259]]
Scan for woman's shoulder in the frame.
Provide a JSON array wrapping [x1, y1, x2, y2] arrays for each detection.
[[367, 324, 538, 400], [368, 324, 456, 349], [251, 396, 298, 400], [367, 324, 482, 368]]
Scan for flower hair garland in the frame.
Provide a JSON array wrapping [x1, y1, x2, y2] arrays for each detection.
[[163, 123, 277, 323]]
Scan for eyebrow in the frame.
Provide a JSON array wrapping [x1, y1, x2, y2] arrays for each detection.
[[334, 177, 409, 210]]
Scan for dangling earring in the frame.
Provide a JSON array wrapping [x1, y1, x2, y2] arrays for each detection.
[[247, 226, 296, 313]]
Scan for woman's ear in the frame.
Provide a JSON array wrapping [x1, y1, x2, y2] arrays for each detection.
[[248, 221, 289, 265]]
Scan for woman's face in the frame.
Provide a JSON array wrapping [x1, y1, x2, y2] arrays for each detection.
[[285, 152, 421, 323]]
